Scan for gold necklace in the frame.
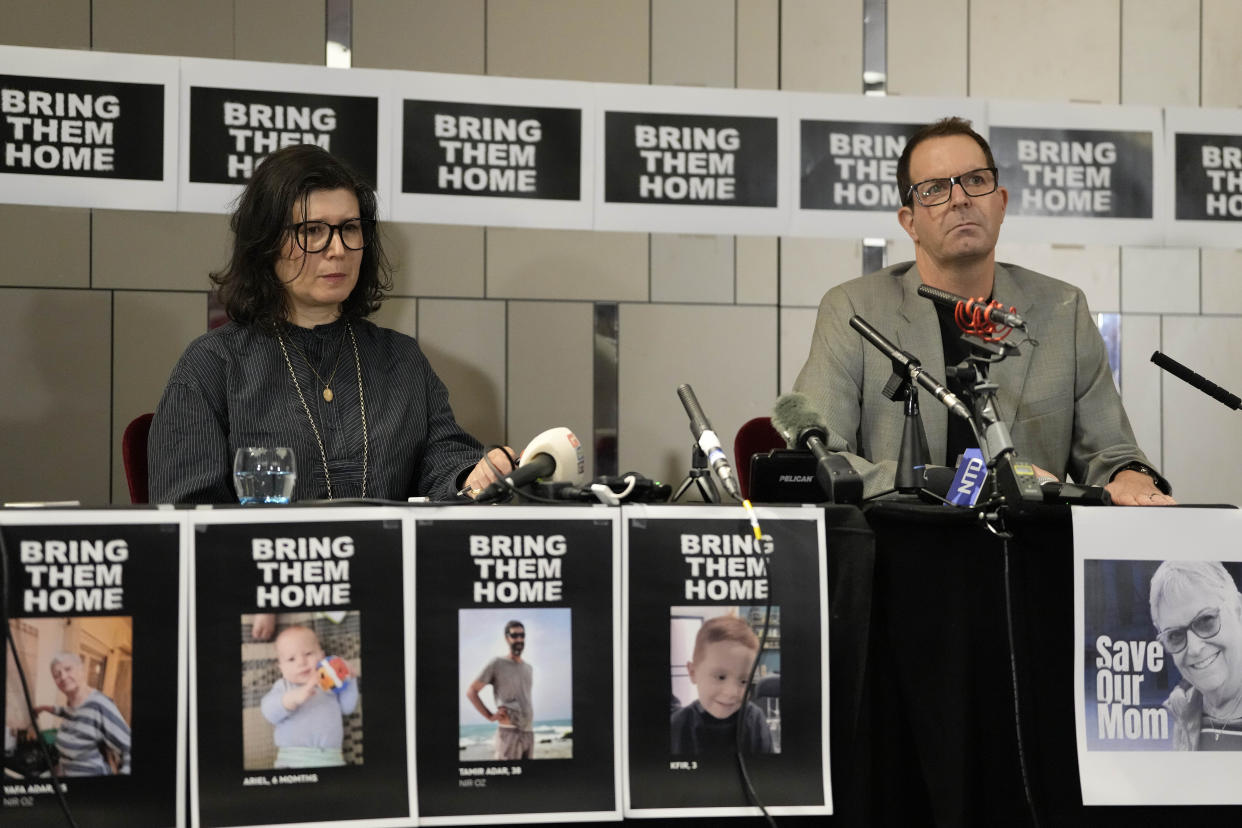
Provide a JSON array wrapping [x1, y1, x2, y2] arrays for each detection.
[[276, 320, 369, 500], [285, 327, 346, 402]]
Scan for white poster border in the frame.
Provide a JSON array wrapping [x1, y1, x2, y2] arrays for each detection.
[[0, 45, 179, 211], [1073, 506, 1242, 806], [389, 71, 595, 231], [1161, 105, 1242, 248], [0, 507, 189, 828], [593, 83, 790, 237], [787, 92, 987, 240], [620, 503, 831, 818], [987, 99, 1165, 246], [411, 504, 622, 826], [187, 505, 415, 828], [178, 57, 394, 216]]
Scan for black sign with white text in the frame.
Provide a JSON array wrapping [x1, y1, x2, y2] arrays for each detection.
[[1174, 131, 1242, 221], [800, 119, 915, 211], [402, 99, 581, 200], [991, 126, 1153, 218], [1, 519, 183, 828], [626, 512, 828, 813], [1, 74, 164, 180], [188, 86, 378, 185], [192, 518, 407, 827], [414, 513, 618, 820], [604, 111, 777, 206]]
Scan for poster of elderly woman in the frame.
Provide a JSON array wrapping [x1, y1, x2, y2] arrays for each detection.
[[5, 615, 133, 778], [1149, 560, 1242, 750], [1074, 507, 1242, 806]]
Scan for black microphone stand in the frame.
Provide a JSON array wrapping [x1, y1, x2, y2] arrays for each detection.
[[673, 444, 720, 503], [879, 368, 931, 493], [947, 335, 1043, 505]]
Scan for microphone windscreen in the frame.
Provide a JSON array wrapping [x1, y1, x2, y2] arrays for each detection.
[[518, 427, 586, 484], [771, 393, 824, 444]]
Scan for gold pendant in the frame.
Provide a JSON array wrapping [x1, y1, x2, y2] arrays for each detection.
[[323, 387, 334, 402]]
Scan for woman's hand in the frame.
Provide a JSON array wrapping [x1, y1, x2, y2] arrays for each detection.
[[462, 448, 516, 498]]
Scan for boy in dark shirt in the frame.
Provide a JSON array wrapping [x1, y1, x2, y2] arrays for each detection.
[[670, 615, 773, 755]]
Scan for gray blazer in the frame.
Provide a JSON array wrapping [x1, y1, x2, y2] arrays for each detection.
[[793, 260, 1160, 496]]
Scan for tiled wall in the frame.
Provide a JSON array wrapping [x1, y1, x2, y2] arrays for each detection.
[[2, 0, 1240, 505]]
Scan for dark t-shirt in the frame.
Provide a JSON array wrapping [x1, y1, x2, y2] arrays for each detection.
[[935, 301, 981, 467], [669, 700, 772, 757]]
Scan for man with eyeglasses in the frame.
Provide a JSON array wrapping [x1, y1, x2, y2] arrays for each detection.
[[793, 116, 1173, 505], [466, 620, 535, 760], [1149, 560, 1242, 749]]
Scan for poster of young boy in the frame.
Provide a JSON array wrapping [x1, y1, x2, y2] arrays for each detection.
[[190, 507, 412, 828], [1074, 507, 1242, 806], [1, 509, 187, 828], [623, 504, 831, 817], [413, 506, 621, 824]]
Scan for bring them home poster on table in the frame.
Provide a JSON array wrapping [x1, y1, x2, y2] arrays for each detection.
[[190, 507, 412, 828], [1, 509, 188, 828], [623, 504, 831, 817], [413, 506, 621, 824]]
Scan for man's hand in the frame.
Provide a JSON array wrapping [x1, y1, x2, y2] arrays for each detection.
[[462, 448, 516, 498], [494, 706, 512, 726], [1105, 469, 1176, 506]]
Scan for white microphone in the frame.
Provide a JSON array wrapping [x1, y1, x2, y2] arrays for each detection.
[[475, 427, 586, 502]]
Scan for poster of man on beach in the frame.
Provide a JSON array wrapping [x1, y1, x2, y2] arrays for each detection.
[[458, 607, 573, 761]]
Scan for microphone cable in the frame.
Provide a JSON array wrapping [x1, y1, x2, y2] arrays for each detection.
[[1001, 533, 1043, 828], [734, 598, 777, 828], [468, 444, 574, 504], [0, 526, 82, 828], [730, 510, 777, 826]]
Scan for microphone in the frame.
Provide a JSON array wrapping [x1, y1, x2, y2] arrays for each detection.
[[916, 283, 1027, 330], [1151, 351, 1241, 411], [771, 393, 862, 504], [848, 315, 972, 421], [475, 427, 586, 502], [676, 384, 741, 500]]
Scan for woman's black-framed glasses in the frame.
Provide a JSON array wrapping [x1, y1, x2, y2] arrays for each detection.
[[287, 218, 375, 253], [907, 167, 999, 207], [1158, 606, 1222, 654]]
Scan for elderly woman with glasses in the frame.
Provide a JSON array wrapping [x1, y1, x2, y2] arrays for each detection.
[[149, 144, 511, 504], [1149, 560, 1242, 750]]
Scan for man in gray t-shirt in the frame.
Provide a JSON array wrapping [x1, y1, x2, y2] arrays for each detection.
[[466, 620, 535, 760]]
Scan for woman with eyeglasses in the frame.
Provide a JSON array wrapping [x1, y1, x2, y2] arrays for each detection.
[[148, 144, 511, 504], [1149, 560, 1242, 750]]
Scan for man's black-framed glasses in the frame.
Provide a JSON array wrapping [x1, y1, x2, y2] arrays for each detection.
[[907, 167, 999, 207], [287, 218, 375, 253], [1158, 606, 1222, 654]]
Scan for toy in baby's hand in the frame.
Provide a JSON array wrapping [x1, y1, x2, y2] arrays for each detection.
[[316, 656, 351, 693]]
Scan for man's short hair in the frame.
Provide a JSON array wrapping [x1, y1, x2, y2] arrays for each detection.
[[1149, 560, 1242, 628], [896, 116, 996, 208], [505, 620, 525, 636], [691, 615, 759, 664]]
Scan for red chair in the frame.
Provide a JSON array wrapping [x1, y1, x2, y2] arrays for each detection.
[[733, 416, 786, 499], [122, 413, 155, 504]]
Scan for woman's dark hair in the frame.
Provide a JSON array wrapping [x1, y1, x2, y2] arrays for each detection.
[[211, 144, 392, 326], [896, 116, 996, 208]]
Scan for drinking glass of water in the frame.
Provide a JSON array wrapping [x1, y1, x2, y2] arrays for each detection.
[[233, 447, 296, 504]]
